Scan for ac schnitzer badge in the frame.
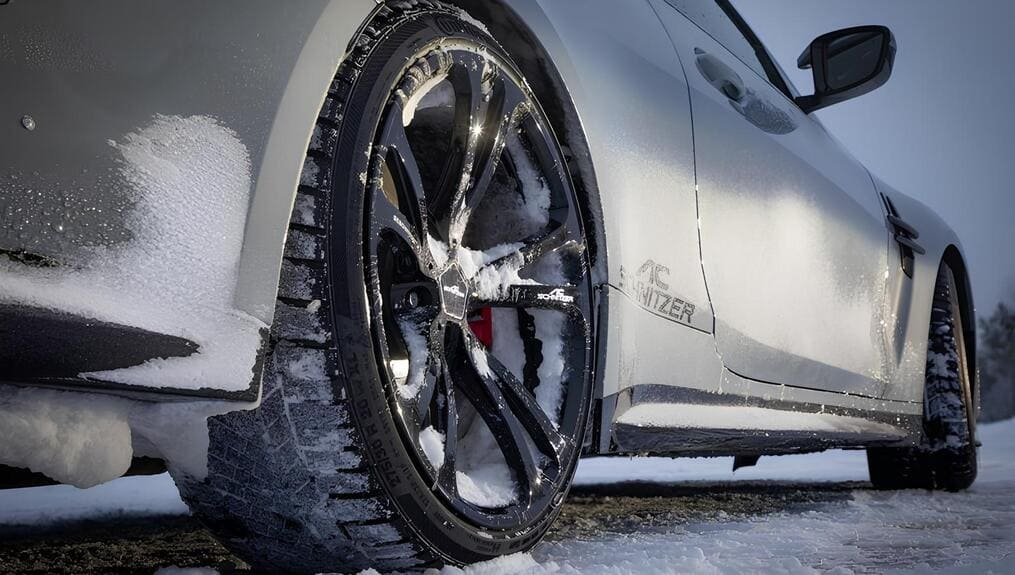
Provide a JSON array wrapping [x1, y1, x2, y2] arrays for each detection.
[[619, 259, 696, 326], [536, 287, 576, 304], [439, 264, 468, 320]]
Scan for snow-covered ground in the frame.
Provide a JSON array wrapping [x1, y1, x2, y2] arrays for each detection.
[[1, 419, 1012, 574]]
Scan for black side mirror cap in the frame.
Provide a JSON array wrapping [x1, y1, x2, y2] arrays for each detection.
[[795, 25, 896, 114]]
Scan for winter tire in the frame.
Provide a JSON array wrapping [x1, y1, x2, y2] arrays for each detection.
[[174, 2, 595, 573], [867, 263, 977, 491]]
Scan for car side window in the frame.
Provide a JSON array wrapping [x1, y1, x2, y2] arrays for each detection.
[[662, 0, 791, 97]]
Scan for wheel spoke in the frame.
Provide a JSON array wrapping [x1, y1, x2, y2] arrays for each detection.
[[426, 58, 486, 241], [371, 182, 418, 247], [436, 360, 460, 493], [380, 102, 430, 238], [415, 320, 447, 423], [481, 344, 568, 470], [519, 112, 571, 205], [442, 60, 529, 241], [371, 103, 436, 274], [446, 325, 560, 501], [474, 284, 583, 315], [474, 77, 527, 194], [450, 76, 528, 237], [482, 221, 583, 278], [415, 353, 440, 424]]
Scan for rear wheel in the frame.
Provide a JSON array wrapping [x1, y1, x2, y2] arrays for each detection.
[[867, 263, 977, 491], [174, 2, 595, 573]]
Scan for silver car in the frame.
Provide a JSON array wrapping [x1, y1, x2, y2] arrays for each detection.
[[0, 0, 978, 572]]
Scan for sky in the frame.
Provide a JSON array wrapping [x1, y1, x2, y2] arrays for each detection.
[[733, 0, 1015, 316]]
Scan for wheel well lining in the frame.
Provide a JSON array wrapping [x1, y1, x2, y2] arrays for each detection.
[[941, 245, 977, 398]]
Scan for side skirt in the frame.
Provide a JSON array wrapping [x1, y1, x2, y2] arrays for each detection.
[[606, 381, 922, 457]]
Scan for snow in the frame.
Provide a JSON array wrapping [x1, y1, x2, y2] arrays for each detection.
[[0, 385, 255, 487], [457, 242, 539, 302], [419, 426, 446, 470], [455, 408, 520, 508], [2, 418, 1013, 574], [397, 314, 430, 399], [469, 343, 494, 378], [532, 309, 567, 427], [401, 75, 454, 127], [456, 464, 519, 509], [618, 403, 906, 436], [0, 387, 133, 488], [490, 307, 527, 382], [0, 114, 266, 392], [471, 252, 535, 300], [506, 135, 552, 233], [415, 553, 551, 575], [458, 243, 522, 281], [429, 235, 451, 268], [928, 350, 955, 378], [292, 192, 318, 227]]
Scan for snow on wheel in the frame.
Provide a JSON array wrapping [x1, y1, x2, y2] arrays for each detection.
[[174, 3, 595, 572]]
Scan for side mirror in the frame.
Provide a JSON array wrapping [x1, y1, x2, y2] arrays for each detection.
[[795, 26, 896, 114]]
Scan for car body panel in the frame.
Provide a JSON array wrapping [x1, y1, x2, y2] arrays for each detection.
[[652, 0, 893, 398]]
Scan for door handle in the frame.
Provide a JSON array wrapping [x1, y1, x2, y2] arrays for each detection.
[[695, 48, 745, 102]]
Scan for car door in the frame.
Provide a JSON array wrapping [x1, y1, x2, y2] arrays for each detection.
[[650, 0, 892, 396]]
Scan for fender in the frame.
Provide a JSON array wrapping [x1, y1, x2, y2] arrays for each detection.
[[874, 176, 976, 403]]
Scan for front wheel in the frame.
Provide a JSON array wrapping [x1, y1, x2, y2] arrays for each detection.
[[174, 2, 596, 573], [868, 263, 977, 491]]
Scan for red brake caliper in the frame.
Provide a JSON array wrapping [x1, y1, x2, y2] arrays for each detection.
[[468, 307, 493, 348]]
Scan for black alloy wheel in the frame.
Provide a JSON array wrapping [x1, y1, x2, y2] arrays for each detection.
[[365, 40, 594, 529]]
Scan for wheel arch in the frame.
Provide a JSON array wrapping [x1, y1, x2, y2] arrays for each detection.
[[232, 0, 379, 325], [941, 244, 978, 406]]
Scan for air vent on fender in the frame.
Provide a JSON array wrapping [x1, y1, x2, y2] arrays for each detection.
[[879, 193, 924, 278]]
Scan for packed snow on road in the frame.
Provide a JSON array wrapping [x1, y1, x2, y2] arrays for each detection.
[[1, 418, 1013, 574]]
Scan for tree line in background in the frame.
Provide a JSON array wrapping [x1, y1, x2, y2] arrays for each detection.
[[978, 300, 1015, 423]]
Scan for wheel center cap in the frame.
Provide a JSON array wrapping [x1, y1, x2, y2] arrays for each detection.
[[438, 263, 469, 320]]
